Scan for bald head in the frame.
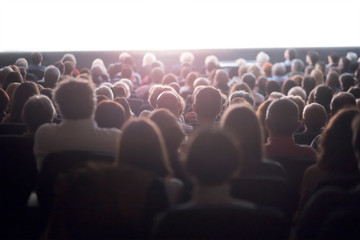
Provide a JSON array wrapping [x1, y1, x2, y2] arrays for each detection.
[[156, 91, 182, 117]]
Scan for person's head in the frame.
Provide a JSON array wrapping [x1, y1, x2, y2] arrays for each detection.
[[142, 52, 156, 67], [338, 56, 350, 70], [302, 76, 316, 97], [330, 92, 356, 116], [213, 69, 229, 92], [229, 82, 252, 96], [150, 67, 165, 84], [221, 104, 263, 170], [266, 80, 281, 96], [116, 118, 171, 177], [229, 91, 254, 106], [262, 62, 273, 78], [265, 98, 300, 136], [112, 81, 130, 99], [325, 71, 340, 91], [15, 58, 28, 70], [114, 97, 132, 121], [346, 52, 358, 62], [256, 51, 270, 67], [22, 95, 56, 133], [54, 61, 65, 75], [185, 128, 242, 185], [288, 95, 305, 121], [31, 52, 43, 65], [281, 79, 297, 95], [156, 90, 183, 117], [248, 65, 263, 79], [303, 103, 327, 132], [284, 48, 296, 61], [339, 73, 355, 92], [314, 85, 333, 114], [9, 82, 40, 122], [95, 100, 126, 129], [180, 52, 195, 65], [162, 73, 178, 85], [44, 65, 61, 89], [290, 74, 304, 86], [64, 61, 75, 76], [204, 55, 219, 74], [95, 86, 114, 100], [328, 53, 339, 65], [256, 76, 267, 94], [61, 53, 77, 66], [310, 68, 324, 86], [3, 71, 24, 91], [54, 78, 96, 120], [0, 88, 10, 114], [291, 58, 305, 73], [318, 108, 360, 173], [272, 63, 286, 76], [193, 86, 222, 123], [306, 50, 319, 66], [242, 73, 256, 90], [348, 86, 360, 99], [193, 77, 210, 88], [315, 61, 326, 75]]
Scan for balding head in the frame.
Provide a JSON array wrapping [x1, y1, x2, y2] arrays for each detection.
[[156, 91, 182, 117]]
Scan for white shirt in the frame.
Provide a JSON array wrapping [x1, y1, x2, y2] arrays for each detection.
[[34, 118, 121, 169]]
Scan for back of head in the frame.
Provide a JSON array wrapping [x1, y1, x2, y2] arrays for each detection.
[[266, 98, 299, 136], [64, 61, 75, 76], [272, 63, 286, 76], [242, 73, 256, 90], [61, 53, 77, 66], [303, 103, 327, 131], [15, 58, 28, 70], [156, 91, 182, 117], [288, 86, 307, 102], [340, 73, 355, 92], [302, 76, 316, 95], [266, 80, 281, 96], [116, 118, 170, 177], [314, 85, 333, 114], [0, 88, 10, 113], [256, 52, 270, 67], [229, 91, 254, 106], [326, 71, 340, 90], [10, 82, 40, 121], [214, 70, 229, 90], [330, 92, 356, 116], [23, 95, 55, 133], [281, 79, 297, 95], [54, 78, 95, 120], [310, 68, 324, 86], [348, 86, 360, 99], [3, 71, 24, 91], [151, 67, 165, 84], [44, 65, 61, 88], [318, 108, 360, 173], [193, 86, 222, 119], [180, 52, 195, 65], [95, 86, 114, 100], [221, 104, 263, 169], [31, 52, 43, 65], [162, 73, 178, 85], [307, 50, 319, 66], [291, 59, 305, 73], [185, 128, 241, 185], [142, 53, 156, 67], [95, 100, 125, 129]]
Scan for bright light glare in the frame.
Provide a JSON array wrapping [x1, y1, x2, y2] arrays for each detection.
[[0, 0, 359, 52]]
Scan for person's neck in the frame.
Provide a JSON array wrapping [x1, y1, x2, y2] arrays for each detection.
[[196, 115, 216, 127]]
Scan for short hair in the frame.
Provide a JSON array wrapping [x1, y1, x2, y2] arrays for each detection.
[[3, 71, 24, 91], [262, 62, 273, 77], [268, 92, 286, 101], [266, 98, 299, 135], [150, 67, 165, 84], [95, 86, 114, 100], [180, 52, 195, 65], [221, 104, 263, 171], [95, 100, 126, 129], [185, 71, 200, 87], [256, 51, 270, 67], [193, 86, 222, 118], [307, 50, 319, 65], [287, 48, 297, 60], [287, 86, 307, 102], [156, 91, 182, 117], [288, 95, 305, 121], [54, 61, 65, 75], [242, 73, 256, 90], [291, 59, 305, 73], [266, 80, 281, 96], [54, 78, 96, 120], [328, 53, 339, 64], [229, 82, 252, 96], [116, 118, 171, 177], [310, 68, 324, 86], [15, 58, 28, 70], [314, 85, 333, 113], [61, 53, 77, 65], [44, 65, 61, 88], [303, 103, 327, 131], [214, 69, 229, 90], [248, 65, 263, 79], [340, 73, 355, 92], [113, 81, 130, 99], [142, 52, 156, 66], [185, 128, 241, 185], [64, 61, 75, 75], [204, 55, 219, 69], [272, 63, 286, 76], [22, 95, 55, 133], [0, 88, 10, 113], [229, 91, 254, 106], [281, 79, 297, 95], [346, 52, 358, 62], [162, 73, 178, 85], [31, 52, 43, 65], [193, 77, 210, 88], [330, 92, 356, 116], [348, 86, 360, 99], [114, 97, 132, 120]]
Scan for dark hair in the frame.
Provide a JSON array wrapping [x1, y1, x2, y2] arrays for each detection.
[[3, 71, 24, 91], [95, 100, 126, 129], [302, 76, 316, 97], [348, 86, 360, 99], [318, 108, 360, 173], [266, 80, 281, 96], [303, 103, 327, 131], [193, 86, 222, 118], [64, 61, 75, 76], [185, 128, 241, 185], [221, 104, 263, 171], [162, 73, 178, 85], [31, 52, 43, 65], [150, 67, 165, 84], [314, 85, 333, 114], [307, 50, 319, 66], [54, 78, 95, 120], [266, 98, 299, 135], [114, 97, 132, 121], [242, 73, 256, 90], [340, 73, 355, 92], [116, 118, 171, 177], [281, 79, 297, 95], [22, 95, 55, 133], [0, 88, 10, 113], [288, 48, 296, 60], [330, 92, 356, 116]]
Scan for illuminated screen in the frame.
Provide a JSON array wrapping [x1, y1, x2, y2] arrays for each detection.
[[0, 0, 359, 52]]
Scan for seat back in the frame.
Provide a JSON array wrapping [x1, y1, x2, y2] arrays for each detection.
[[230, 176, 291, 217], [0, 123, 27, 135], [37, 151, 115, 213], [153, 204, 289, 240]]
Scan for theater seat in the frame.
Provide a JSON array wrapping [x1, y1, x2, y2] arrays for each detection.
[[37, 151, 115, 215], [152, 204, 289, 240]]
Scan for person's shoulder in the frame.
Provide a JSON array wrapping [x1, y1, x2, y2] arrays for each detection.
[[95, 126, 121, 136]]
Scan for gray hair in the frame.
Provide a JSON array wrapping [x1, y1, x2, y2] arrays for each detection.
[[256, 51, 270, 67], [288, 86, 307, 102], [15, 58, 28, 70], [95, 86, 114, 100], [291, 58, 305, 73]]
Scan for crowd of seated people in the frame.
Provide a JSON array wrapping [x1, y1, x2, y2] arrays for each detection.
[[0, 49, 360, 239]]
